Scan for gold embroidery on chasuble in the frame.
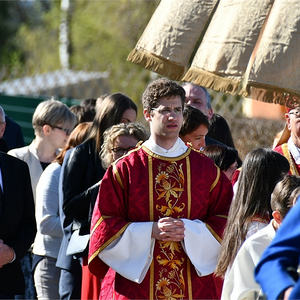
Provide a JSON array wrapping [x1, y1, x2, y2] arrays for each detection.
[[282, 143, 299, 176], [154, 161, 186, 300]]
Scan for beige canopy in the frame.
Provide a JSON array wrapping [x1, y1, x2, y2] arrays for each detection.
[[128, 0, 300, 108]]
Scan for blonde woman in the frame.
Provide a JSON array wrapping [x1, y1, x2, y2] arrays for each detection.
[[8, 99, 76, 299]]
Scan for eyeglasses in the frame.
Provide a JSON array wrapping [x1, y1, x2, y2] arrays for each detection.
[[111, 146, 135, 156], [289, 110, 300, 118], [151, 106, 183, 116], [51, 126, 73, 135]]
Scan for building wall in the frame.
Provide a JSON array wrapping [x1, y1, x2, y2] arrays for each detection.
[[243, 98, 285, 120]]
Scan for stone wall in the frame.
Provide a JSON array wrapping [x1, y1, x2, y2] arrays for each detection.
[[227, 117, 285, 161]]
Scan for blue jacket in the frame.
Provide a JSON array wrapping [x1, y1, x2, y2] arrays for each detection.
[[255, 196, 300, 299]]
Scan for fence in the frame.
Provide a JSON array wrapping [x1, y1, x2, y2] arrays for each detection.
[[209, 91, 286, 160], [0, 94, 80, 144], [227, 116, 285, 160], [0, 70, 285, 159], [0, 69, 110, 143], [210, 90, 244, 118]]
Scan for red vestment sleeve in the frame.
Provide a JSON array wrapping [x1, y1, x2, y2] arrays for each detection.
[[88, 163, 131, 278], [205, 165, 233, 242]]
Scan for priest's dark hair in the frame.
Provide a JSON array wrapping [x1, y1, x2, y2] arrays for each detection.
[[142, 78, 185, 112]]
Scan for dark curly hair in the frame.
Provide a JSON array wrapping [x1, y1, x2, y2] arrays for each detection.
[[142, 78, 185, 112]]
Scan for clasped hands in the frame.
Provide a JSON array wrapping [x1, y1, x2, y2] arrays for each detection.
[[0, 239, 15, 268], [152, 217, 185, 241]]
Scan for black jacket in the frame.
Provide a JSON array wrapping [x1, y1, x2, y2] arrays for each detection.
[[62, 139, 105, 235], [0, 152, 36, 294]]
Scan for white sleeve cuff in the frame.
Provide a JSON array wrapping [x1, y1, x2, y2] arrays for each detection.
[[99, 222, 155, 283], [181, 219, 220, 276], [9, 248, 16, 263]]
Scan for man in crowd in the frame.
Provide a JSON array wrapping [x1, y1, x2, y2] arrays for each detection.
[[0, 105, 25, 152], [0, 106, 8, 152], [0, 150, 36, 298], [273, 106, 300, 175], [88, 78, 233, 299], [183, 82, 236, 148]]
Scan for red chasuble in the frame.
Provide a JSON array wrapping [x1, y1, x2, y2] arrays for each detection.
[[274, 143, 300, 175], [88, 145, 233, 300]]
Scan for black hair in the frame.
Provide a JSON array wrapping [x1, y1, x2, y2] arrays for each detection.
[[180, 105, 209, 136], [203, 144, 238, 171]]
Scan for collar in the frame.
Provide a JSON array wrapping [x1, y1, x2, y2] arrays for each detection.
[[143, 137, 188, 158], [29, 140, 40, 160], [288, 137, 300, 164]]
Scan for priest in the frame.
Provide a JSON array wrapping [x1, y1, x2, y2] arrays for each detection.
[[273, 106, 300, 175], [88, 78, 233, 299]]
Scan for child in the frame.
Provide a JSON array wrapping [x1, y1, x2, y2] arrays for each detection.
[[203, 144, 239, 181], [179, 105, 209, 150], [221, 175, 300, 300]]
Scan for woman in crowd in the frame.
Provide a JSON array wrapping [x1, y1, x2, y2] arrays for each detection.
[[215, 148, 290, 278], [8, 99, 77, 202], [62, 93, 137, 300], [89, 122, 148, 298], [32, 122, 91, 300], [8, 99, 77, 299], [100, 122, 148, 168], [202, 144, 239, 181]]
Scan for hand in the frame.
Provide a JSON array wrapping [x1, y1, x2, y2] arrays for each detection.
[[152, 217, 185, 241], [0, 242, 15, 268], [283, 287, 293, 300]]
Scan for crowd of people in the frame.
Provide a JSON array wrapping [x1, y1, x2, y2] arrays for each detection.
[[0, 78, 299, 300]]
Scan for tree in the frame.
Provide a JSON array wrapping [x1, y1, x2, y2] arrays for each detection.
[[0, 0, 50, 78], [13, 0, 158, 114], [16, 1, 61, 75]]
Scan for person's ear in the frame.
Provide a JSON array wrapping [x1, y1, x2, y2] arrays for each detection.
[[207, 108, 214, 120], [285, 113, 292, 131], [272, 210, 283, 225], [42, 124, 52, 136], [144, 108, 152, 122], [0, 123, 6, 138]]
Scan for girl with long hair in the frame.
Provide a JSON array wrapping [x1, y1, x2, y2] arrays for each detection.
[[215, 148, 290, 278]]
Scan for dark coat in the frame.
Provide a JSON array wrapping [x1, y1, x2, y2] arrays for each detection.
[[62, 138, 105, 235], [0, 152, 36, 294], [3, 116, 25, 151]]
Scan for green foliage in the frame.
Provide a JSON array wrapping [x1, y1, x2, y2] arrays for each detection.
[[3, 0, 159, 118], [0, 0, 51, 77], [70, 0, 158, 115], [16, 3, 61, 74], [0, 1, 24, 77]]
